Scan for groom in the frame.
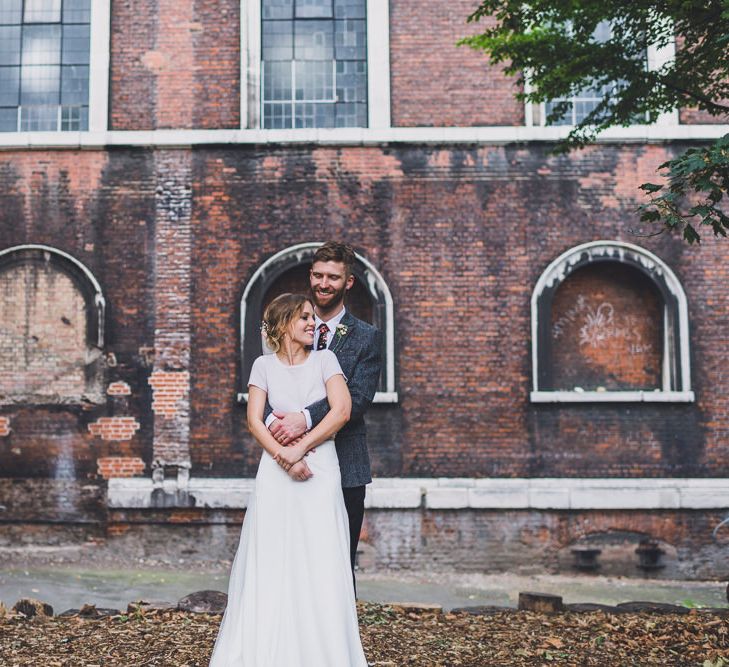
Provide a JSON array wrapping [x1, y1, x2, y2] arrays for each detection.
[[267, 241, 382, 578]]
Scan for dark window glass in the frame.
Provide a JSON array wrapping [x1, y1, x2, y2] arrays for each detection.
[[1, 1, 90, 132], [0, 26, 21, 64], [294, 19, 333, 59], [262, 20, 293, 60], [60, 64, 87, 103], [0, 0, 23, 25], [262, 0, 366, 128], [24, 0, 61, 23], [62, 24, 89, 64], [295, 0, 332, 19], [0, 106, 17, 130], [262, 0, 292, 20], [62, 0, 90, 23], [22, 25, 61, 65], [0, 66, 20, 105]]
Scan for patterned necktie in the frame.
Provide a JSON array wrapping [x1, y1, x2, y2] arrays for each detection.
[[316, 323, 329, 350]]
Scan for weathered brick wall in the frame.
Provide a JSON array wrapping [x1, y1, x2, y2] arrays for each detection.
[[110, 0, 239, 129], [92, 506, 728, 579], [186, 143, 728, 480], [549, 263, 663, 391], [0, 150, 155, 482], [1, 142, 728, 486], [389, 0, 524, 127], [0, 263, 91, 399]]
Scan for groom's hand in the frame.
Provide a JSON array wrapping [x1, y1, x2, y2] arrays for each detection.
[[269, 410, 307, 445]]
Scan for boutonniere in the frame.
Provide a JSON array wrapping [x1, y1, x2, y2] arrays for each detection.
[[335, 324, 349, 337]]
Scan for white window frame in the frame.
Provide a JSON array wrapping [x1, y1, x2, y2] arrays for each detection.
[[241, 0, 390, 129], [0, 0, 110, 136], [530, 240, 694, 404], [527, 26, 679, 130]]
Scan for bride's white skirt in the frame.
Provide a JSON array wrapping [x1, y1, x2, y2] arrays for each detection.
[[209, 441, 368, 667]]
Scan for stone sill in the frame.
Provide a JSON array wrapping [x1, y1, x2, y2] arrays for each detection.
[[530, 391, 695, 403], [0, 124, 727, 150], [107, 477, 729, 511]]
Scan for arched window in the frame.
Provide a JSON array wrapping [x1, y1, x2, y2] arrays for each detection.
[[0, 244, 105, 404], [531, 241, 693, 403], [239, 242, 396, 402]]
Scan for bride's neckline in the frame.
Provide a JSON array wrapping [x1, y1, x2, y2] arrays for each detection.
[[273, 350, 313, 368]]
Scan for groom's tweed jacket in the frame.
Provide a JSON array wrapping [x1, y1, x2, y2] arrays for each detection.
[[307, 311, 381, 488]]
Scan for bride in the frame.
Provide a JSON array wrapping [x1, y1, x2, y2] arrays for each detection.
[[209, 293, 368, 667]]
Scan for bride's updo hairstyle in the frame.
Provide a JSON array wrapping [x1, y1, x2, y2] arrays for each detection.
[[262, 293, 312, 353]]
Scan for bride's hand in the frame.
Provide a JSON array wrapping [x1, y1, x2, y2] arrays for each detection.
[[274, 442, 306, 469], [288, 460, 313, 481]]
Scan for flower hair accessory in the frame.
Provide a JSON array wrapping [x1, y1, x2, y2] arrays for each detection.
[[261, 321, 269, 335]]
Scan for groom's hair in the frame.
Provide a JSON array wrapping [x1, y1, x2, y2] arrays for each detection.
[[312, 241, 356, 277]]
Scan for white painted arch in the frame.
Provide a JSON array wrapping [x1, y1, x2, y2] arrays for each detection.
[[530, 240, 693, 403], [0, 244, 106, 347], [239, 242, 397, 402]]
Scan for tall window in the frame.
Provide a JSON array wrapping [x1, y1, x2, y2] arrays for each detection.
[[261, 0, 367, 129], [0, 0, 90, 132], [542, 21, 643, 126]]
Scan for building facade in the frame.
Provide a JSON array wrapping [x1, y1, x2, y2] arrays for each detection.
[[1, 0, 728, 578]]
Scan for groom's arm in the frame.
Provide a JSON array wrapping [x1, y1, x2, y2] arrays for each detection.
[[307, 328, 382, 429], [269, 328, 382, 443]]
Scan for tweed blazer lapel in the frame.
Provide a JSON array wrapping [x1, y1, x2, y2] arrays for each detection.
[[329, 311, 356, 354]]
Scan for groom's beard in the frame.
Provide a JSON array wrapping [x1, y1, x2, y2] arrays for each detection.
[[311, 284, 346, 312]]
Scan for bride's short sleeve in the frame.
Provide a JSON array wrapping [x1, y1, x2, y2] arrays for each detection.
[[320, 349, 346, 383], [248, 356, 268, 391]]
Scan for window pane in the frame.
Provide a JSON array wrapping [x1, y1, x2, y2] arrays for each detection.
[[60, 103, 87, 130], [0, 0, 22, 24], [60, 64, 87, 103], [334, 0, 364, 18], [262, 0, 292, 20], [0, 66, 19, 104], [19, 104, 57, 130], [335, 101, 365, 127], [295, 60, 332, 101], [294, 20, 333, 59], [262, 20, 293, 60], [263, 102, 292, 128], [62, 0, 90, 23], [23, 0, 61, 23], [335, 59, 365, 102], [545, 100, 572, 125], [0, 106, 17, 130], [335, 19, 365, 59], [22, 25, 61, 65], [295, 0, 332, 19], [294, 102, 334, 128], [263, 60, 291, 101], [0, 25, 20, 64], [20, 64, 59, 104], [62, 24, 89, 64]]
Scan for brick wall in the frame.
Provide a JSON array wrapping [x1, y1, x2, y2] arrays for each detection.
[[549, 263, 663, 391], [389, 0, 524, 127], [0, 263, 90, 399], [109, 0, 239, 129], [187, 143, 727, 479], [0, 144, 727, 495]]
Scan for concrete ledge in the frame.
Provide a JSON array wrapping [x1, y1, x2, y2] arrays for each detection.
[[106, 477, 729, 510], [530, 390, 695, 403], [1, 125, 728, 151]]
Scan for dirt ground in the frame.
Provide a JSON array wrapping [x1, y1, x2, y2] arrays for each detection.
[[0, 601, 727, 667]]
